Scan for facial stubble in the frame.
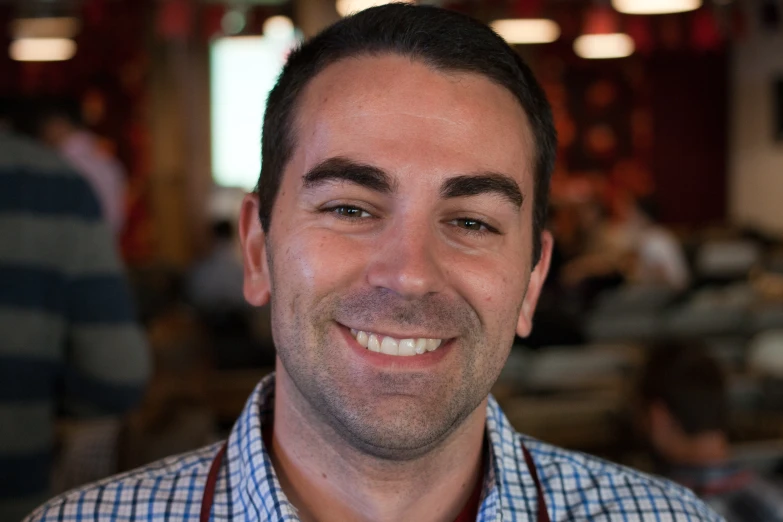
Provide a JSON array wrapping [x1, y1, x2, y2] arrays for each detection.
[[267, 247, 522, 461]]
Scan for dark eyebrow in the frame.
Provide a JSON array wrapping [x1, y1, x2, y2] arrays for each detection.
[[440, 173, 524, 209], [302, 157, 397, 194]]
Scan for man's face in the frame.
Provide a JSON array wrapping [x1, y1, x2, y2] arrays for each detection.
[[240, 54, 551, 458]]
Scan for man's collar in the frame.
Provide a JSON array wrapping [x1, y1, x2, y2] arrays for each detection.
[[225, 372, 527, 521], [227, 374, 299, 520]]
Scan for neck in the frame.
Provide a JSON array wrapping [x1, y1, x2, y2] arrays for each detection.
[[268, 363, 486, 522]]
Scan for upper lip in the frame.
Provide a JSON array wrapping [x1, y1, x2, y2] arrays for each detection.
[[339, 322, 453, 340]]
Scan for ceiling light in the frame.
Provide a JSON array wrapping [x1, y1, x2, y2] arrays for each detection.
[[262, 15, 295, 40], [574, 33, 635, 59], [10, 17, 81, 39], [335, 0, 414, 17], [221, 9, 246, 35], [490, 19, 561, 44], [611, 0, 702, 14], [9, 38, 76, 61]]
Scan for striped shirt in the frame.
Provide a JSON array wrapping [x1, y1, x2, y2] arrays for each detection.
[[0, 132, 150, 521], [25, 373, 722, 521]]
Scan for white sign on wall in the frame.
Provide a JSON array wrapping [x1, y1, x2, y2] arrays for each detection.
[[210, 29, 297, 190]]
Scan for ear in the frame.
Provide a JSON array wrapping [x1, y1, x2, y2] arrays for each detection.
[[516, 230, 553, 338], [238, 193, 271, 307]]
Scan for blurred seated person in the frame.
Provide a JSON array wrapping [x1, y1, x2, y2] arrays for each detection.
[[562, 195, 689, 296], [559, 198, 628, 305], [188, 220, 245, 311], [638, 341, 783, 521], [188, 220, 275, 368], [37, 101, 127, 237], [624, 197, 690, 291]]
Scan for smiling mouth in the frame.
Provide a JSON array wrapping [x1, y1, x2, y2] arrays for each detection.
[[349, 328, 444, 356]]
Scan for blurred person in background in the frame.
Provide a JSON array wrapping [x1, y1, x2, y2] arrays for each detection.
[[27, 6, 718, 521], [187, 220, 246, 311], [188, 218, 276, 369], [618, 196, 690, 291], [36, 101, 128, 237], [638, 341, 783, 521], [559, 198, 628, 305], [562, 194, 689, 300], [0, 99, 150, 521]]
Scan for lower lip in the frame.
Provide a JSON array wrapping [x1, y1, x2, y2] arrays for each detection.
[[338, 324, 453, 369]]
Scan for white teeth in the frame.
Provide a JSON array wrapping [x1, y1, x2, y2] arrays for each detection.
[[398, 339, 416, 356], [350, 329, 445, 356], [380, 336, 399, 356], [356, 330, 369, 348]]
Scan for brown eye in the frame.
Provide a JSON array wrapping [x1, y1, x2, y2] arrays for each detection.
[[328, 205, 372, 219], [448, 217, 500, 236], [456, 218, 484, 231]]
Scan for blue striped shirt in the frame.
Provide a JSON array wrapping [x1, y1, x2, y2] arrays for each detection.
[[0, 132, 150, 521], [25, 373, 723, 521]]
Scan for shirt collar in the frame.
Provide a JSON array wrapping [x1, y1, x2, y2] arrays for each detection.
[[225, 373, 533, 521]]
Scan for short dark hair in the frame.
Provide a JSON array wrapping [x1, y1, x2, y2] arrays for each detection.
[[638, 341, 728, 435], [257, 4, 556, 263]]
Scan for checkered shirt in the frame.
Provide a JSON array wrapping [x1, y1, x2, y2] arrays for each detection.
[[24, 373, 723, 521]]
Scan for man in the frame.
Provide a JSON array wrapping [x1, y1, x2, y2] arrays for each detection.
[[26, 6, 720, 521], [0, 102, 150, 520], [639, 342, 783, 521]]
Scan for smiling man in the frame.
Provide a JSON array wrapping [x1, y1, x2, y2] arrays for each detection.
[[26, 5, 722, 522]]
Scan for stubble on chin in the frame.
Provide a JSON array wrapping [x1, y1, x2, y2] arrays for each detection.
[[271, 286, 512, 460]]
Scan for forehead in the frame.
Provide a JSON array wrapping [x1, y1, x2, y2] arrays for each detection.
[[291, 54, 535, 186]]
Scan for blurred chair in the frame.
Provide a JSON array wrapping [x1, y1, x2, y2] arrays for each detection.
[[497, 346, 633, 454], [695, 239, 761, 282], [663, 285, 753, 337], [523, 344, 642, 393], [747, 330, 783, 378], [586, 313, 661, 343], [747, 330, 783, 414], [585, 285, 675, 342], [703, 336, 748, 372], [592, 285, 678, 315], [750, 304, 783, 333]]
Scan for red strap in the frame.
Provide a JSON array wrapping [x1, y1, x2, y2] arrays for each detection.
[[522, 443, 551, 522], [200, 442, 228, 522]]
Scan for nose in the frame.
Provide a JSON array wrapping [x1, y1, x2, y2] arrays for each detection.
[[365, 219, 446, 298]]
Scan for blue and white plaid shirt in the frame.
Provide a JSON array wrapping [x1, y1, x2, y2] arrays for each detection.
[[25, 373, 722, 521]]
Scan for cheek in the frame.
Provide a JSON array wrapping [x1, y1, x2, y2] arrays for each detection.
[[448, 255, 528, 333], [275, 230, 368, 296]]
